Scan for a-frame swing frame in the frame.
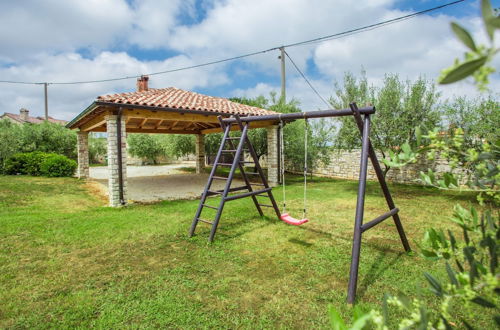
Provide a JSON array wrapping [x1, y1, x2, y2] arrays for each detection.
[[189, 102, 411, 303]]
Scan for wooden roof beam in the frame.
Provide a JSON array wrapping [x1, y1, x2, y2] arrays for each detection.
[[79, 113, 109, 131], [92, 127, 200, 134], [124, 109, 220, 123]]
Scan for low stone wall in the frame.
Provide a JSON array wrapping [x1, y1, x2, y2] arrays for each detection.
[[290, 149, 465, 184]]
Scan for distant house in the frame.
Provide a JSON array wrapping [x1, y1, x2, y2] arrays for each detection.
[[0, 108, 68, 125]]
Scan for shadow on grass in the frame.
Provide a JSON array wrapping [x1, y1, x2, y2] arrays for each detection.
[[288, 238, 314, 247], [355, 251, 406, 301], [189, 215, 276, 243], [296, 225, 404, 255]]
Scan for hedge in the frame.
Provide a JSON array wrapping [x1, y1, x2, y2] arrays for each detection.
[[4, 152, 77, 177]]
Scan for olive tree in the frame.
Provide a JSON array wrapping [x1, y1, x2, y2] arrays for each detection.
[[330, 71, 441, 177]]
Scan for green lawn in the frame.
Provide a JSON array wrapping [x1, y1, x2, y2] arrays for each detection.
[[0, 174, 490, 328]]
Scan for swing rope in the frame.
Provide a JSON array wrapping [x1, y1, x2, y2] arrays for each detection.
[[303, 118, 308, 219], [280, 120, 286, 214], [278, 117, 309, 226]]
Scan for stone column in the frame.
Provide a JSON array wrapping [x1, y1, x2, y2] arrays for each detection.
[[106, 114, 128, 207], [76, 131, 89, 179], [266, 125, 279, 187], [195, 134, 205, 174]]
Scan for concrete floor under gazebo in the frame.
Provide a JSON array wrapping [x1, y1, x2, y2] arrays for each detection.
[[89, 162, 245, 202]]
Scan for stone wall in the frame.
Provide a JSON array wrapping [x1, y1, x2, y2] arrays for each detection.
[[290, 149, 464, 184]]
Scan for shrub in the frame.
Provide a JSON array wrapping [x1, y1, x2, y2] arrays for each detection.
[[3, 153, 30, 175], [4, 152, 76, 177], [3, 152, 52, 175], [40, 154, 77, 177]]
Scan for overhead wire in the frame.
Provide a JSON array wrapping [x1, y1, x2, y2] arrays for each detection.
[[0, 0, 467, 85], [283, 50, 330, 109]]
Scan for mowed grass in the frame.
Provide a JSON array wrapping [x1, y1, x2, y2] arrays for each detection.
[[0, 174, 491, 328]]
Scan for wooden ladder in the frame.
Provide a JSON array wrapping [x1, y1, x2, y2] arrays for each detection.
[[189, 115, 281, 242]]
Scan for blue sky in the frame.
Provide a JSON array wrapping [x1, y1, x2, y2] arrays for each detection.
[[0, 0, 498, 121]]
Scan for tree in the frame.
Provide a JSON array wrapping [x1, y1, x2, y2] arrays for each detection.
[[330, 71, 441, 177], [88, 136, 106, 164], [0, 119, 22, 172], [163, 134, 195, 158], [19, 121, 77, 159], [443, 95, 500, 150], [127, 134, 164, 164], [329, 2, 499, 327]]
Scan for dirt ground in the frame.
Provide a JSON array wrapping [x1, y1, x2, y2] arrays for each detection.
[[89, 163, 244, 202]]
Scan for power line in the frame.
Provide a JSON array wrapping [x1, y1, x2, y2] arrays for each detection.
[[284, 50, 330, 109], [0, 0, 467, 86]]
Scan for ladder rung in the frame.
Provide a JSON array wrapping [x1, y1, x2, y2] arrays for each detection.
[[198, 218, 213, 225], [224, 188, 272, 202], [240, 161, 254, 164], [258, 204, 274, 208], [202, 204, 218, 210], [216, 163, 233, 166], [207, 190, 223, 195], [212, 176, 228, 180], [222, 150, 237, 152]]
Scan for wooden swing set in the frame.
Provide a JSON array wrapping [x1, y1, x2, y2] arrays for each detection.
[[189, 102, 411, 303]]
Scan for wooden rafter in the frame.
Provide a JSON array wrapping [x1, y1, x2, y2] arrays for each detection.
[[79, 112, 109, 131], [125, 109, 220, 124], [139, 118, 148, 128], [154, 119, 164, 129]]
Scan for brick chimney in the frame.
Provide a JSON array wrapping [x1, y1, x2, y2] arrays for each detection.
[[137, 75, 149, 92], [19, 108, 29, 121]]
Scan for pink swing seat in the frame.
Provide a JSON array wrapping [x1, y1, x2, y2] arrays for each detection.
[[280, 213, 309, 226]]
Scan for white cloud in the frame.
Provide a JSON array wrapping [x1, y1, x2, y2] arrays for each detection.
[[0, 0, 497, 124], [0, 0, 132, 62], [128, 0, 195, 48], [0, 52, 230, 120]]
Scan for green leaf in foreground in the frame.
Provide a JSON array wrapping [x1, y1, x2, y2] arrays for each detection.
[[439, 56, 488, 84], [451, 22, 477, 51]]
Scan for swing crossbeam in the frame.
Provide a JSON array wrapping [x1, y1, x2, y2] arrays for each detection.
[[190, 102, 411, 305], [221, 106, 375, 123]]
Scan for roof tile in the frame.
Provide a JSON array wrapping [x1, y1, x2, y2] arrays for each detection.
[[97, 87, 276, 116]]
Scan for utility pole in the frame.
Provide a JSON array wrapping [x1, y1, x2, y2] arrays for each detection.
[[279, 47, 286, 103], [44, 83, 48, 120]]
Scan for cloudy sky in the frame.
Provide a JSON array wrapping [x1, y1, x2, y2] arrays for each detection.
[[0, 0, 498, 121]]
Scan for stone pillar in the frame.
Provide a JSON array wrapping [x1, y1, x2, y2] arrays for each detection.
[[195, 134, 205, 174], [266, 125, 279, 187], [76, 131, 90, 179], [106, 114, 127, 207]]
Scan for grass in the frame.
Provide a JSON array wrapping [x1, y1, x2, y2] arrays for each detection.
[[0, 174, 493, 328]]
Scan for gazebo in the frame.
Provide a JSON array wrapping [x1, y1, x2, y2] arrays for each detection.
[[66, 76, 280, 206]]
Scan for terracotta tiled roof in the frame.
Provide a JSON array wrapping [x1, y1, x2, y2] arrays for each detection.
[[97, 87, 276, 116], [1, 112, 68, 125]]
